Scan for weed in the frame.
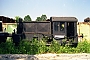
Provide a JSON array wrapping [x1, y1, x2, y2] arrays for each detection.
[[0, 39, 90, 54]]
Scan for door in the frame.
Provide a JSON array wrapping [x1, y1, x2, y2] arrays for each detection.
[[67, 22, 74, 38]]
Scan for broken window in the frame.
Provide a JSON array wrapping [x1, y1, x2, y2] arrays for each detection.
[[54, 22, 65, 32], [60, 22, 65, 31]]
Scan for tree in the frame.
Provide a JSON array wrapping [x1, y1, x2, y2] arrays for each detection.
[[15, 16, 21, 22], [36, 17, 41, 21], [24, 15, 32, 22], [36, 14, 47, 21], [41, 14, 47, 21]]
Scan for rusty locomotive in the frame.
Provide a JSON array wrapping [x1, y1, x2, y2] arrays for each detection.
[[0, 17, 79, 46]]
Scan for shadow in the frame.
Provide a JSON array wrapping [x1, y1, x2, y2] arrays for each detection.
[[0, 54, 39, 60]]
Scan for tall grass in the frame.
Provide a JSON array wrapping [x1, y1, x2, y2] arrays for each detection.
[[0, 39, 90, 54]]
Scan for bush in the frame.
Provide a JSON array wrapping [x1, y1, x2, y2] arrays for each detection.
[[76, 40, 90, 53], [0, 39, 90, 54], [48, 40, 61, 53]]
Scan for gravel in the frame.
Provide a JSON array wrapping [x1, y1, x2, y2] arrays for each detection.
[[0, 53, 90, 60]]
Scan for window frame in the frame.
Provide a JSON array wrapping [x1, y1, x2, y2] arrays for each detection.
[[54, 22, 65, 32]]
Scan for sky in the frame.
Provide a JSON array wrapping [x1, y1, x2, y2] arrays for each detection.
[[0, 0, 90, 21]]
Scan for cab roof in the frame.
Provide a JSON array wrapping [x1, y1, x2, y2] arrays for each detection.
[[50, 17, 78, 22]]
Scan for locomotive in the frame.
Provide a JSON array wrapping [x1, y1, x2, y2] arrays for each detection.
[[0, 17, 79, 46], [17, 17, 78, 46]]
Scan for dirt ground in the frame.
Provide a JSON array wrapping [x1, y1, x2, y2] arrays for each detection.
[[0, 53, 90, 60]]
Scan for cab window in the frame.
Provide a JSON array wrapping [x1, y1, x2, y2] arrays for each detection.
[[54, 22, 65, 32], [60, 22, 65, 31], [54, 22, 59, 31]]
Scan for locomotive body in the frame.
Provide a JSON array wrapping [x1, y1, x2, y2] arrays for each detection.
[[19, 17, 78, 46]]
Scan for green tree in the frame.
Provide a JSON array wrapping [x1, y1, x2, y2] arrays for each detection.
[[24, 15, 32, 22], [15, 16, 21, 22], [36, 17, 41, 21], [41, 14, 47, 21], [36, 14, 47, 21]]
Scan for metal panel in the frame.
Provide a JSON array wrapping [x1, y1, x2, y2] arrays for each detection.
[[24, 23, 36, 32], [74, 22, 78, 43], [23, 22, 51, 34], [24, 34, 43, 40], [37, 22, 51, 33], [23, 22, 51, 40]]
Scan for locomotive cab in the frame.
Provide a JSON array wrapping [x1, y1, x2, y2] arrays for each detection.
[[51, 17, 78, 46]]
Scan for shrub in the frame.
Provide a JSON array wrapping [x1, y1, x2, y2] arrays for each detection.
[[76, 40, 90, 53], [0, 39, 90, 54], [48, 40, 61, 53]]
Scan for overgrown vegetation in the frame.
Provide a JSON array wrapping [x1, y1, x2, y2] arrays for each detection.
[[0, 39, 90, 54]]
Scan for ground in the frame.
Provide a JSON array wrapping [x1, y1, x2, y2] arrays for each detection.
[[0, 53, 90, 60]]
